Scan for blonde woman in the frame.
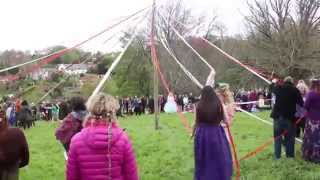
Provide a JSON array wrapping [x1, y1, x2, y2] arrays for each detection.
[[216, 83, 236, 171], [296, 80, 309, 99], [66, 93, 138, 180], [216, 83, 236, 126], [296, 80, 309, 137]]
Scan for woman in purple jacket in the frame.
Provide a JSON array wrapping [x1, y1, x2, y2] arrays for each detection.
[[66, 93, 138, 180], [302, 79, 320, 163]]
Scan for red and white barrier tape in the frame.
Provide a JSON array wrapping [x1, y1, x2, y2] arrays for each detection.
[[235, 99, 271, 105]]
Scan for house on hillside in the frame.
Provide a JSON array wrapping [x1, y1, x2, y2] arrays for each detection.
[[29, 68, 55, 80], [58, 64, 93, 75]]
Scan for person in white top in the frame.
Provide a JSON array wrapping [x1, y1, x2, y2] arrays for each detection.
[[164, 92, 178, 113], [182, 95, 189, 112], [216, 83, 235, 126], [296, 80, 309, 99], [6, 104, 15, 126]]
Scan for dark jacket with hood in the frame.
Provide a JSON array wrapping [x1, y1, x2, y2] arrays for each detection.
[[270, 82, 304, 120], [55, 111, 87, 151]]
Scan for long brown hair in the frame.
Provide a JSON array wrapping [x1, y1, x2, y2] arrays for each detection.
[[195, 86, 224, 126], [0, 107, 7, 132]]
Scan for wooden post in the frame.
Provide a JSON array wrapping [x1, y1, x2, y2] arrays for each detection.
[[151, 0, 159, 130], [154, 62, 159, 130]]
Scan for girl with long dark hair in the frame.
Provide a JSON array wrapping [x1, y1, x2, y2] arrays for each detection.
[[193, 86, 233, 180]]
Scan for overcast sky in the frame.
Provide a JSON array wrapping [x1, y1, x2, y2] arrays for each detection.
[[0, 0, 251, 52]]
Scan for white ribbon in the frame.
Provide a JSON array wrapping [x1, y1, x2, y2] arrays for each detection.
[[157, 11, 216, 86], [87, 13, 147, 105], [159, 37, 204, 89]]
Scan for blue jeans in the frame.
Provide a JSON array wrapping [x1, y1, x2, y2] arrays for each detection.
[[273, 116, 296, 159]]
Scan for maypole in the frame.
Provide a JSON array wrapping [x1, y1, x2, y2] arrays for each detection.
[[151, 0, 159, 130]]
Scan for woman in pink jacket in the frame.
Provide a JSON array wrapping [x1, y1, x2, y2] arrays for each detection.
[[66, 93, 139, 180]]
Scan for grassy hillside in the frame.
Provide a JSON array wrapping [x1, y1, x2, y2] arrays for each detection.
[[19, 74, 101, 102]]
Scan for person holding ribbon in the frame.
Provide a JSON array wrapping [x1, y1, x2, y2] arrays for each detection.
[[193, 86, 233, 180]]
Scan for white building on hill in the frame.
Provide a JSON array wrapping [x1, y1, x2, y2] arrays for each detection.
[[29, 68, 55, 80], [58, 64, 91, 75]]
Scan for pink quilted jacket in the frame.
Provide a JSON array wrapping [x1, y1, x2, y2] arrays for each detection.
[[66, 118, 139, 180]]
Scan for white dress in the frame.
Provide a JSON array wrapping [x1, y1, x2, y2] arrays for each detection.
[[164, 96, 178, 113]]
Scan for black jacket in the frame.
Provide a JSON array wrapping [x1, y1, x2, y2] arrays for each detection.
[[17, 106, 33, 123], [270, 82, 304, 120]]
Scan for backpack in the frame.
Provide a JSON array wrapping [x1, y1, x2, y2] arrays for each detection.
[[55, 114, 82, 144]]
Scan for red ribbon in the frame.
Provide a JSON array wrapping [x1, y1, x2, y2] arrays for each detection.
[[240, 116, 305, 161]]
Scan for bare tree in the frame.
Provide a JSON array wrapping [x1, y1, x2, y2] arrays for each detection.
[[157, 0, 203, 43], [154, 0, 222, 93], [246, 0, 320, 79]]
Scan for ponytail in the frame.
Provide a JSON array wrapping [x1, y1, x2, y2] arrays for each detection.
[[106, 113, 113, 177]]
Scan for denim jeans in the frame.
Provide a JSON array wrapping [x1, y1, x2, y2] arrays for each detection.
[[273, 116, 296, 159]]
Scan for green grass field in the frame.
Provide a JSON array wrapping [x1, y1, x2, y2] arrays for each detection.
[[20, 112, 320, 180]]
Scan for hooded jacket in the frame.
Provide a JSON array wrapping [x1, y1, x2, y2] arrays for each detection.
[[55, 111, 87, 147], [66, 118, 138, 180], [270, 82, 304, 120]]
